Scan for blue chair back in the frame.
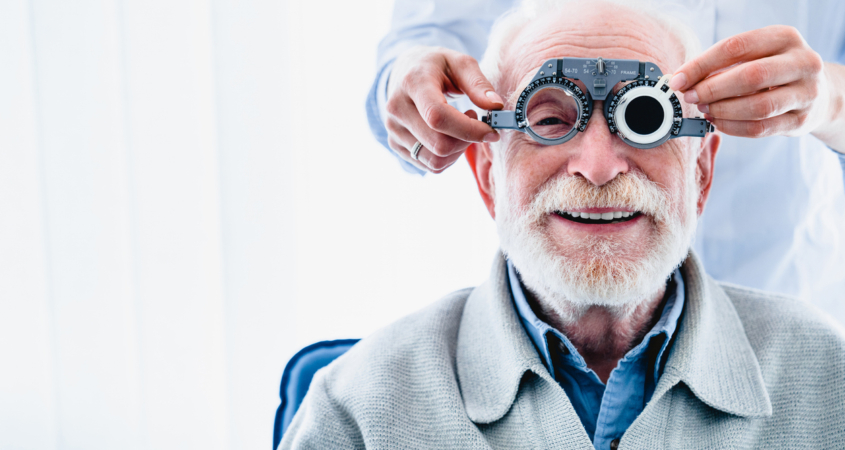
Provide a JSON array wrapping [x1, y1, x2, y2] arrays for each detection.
[[273, 339, 359, 449]]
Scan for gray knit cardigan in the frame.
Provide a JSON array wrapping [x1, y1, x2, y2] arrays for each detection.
[[281, 252, 845, 449]]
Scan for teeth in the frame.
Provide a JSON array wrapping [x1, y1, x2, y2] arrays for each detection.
[[561, 211, 638, 221]]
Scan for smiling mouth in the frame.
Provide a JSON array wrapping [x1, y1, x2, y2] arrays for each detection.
[[554, 210, 642, 225]]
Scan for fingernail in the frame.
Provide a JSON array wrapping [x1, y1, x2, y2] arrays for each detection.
[[684, 90, 700, 104], [697, 104, 709, 114], [668, 73, 687, 91], [486, 91, 504, 106], [483, 132, 500, 143]]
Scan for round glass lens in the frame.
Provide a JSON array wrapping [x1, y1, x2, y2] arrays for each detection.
[[525, 87, 579, 140], [624, 95, 664, 135]]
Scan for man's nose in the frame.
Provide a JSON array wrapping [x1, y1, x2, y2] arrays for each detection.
[[565, 101, 629, 186]]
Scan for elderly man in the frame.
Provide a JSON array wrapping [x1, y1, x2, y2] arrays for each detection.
[[281, 2, 845, 449], [372, 0, 845, 316]]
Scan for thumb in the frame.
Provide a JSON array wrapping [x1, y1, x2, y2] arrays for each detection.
[[445, 53, 505, 110]]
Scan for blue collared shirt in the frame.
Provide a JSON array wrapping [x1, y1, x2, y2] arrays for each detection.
[[366, 0, 845, 319], [507, 260, 685, 450]]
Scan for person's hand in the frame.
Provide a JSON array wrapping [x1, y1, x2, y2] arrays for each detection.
[[385, 46, 504, 173], [669, 25, 837, 141]]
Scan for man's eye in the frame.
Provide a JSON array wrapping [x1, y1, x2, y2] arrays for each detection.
[[536, 117, 565, 126]]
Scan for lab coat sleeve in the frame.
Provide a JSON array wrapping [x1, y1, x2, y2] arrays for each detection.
[[832, 20, 845, 187]]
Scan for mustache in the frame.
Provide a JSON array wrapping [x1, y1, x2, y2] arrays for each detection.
[[527, 172, 672, 221]]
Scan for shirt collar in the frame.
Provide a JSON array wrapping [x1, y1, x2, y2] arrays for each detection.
[[507, 260, 684, 381], [455, 251, 772, 425]]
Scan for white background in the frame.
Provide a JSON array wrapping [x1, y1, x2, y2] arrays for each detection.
[[0, 1, 499, 449]]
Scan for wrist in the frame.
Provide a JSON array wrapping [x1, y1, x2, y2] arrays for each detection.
[[811, 63, 845, 152]]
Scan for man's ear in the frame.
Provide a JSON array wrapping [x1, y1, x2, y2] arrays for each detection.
[[465, 142, 496, 218], [695, 131, 721, 216]]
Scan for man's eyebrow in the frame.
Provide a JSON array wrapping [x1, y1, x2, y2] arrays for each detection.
[[506, 89, 523, 107], [613, 80, 635, 92], [506, 73, 535, 107]]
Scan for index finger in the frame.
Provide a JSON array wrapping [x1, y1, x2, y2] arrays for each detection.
[[409, 81, 497, 143], [669, 25, 803, 92]]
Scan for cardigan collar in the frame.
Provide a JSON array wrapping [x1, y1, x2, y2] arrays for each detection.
[[456, 251, 772, 424]]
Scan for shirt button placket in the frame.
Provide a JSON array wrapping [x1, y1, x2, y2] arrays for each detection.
[[610, 438, 620, 450]]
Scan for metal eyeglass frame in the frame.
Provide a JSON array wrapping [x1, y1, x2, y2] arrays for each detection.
[[481, 57, 714, 149]]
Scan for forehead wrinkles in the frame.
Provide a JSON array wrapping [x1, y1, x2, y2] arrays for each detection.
[[499, 15, 683, 103]]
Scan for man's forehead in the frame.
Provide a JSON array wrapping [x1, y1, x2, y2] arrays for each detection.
[[502, 7, 682, 100]]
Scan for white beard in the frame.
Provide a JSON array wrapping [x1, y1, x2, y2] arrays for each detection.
[[494, 161, 699, 324]]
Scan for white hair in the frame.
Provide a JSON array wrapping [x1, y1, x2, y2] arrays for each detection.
[[479, 0, 703, 96]]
